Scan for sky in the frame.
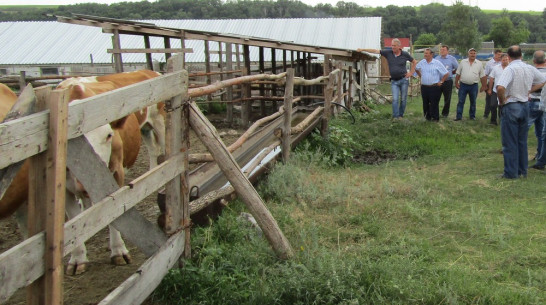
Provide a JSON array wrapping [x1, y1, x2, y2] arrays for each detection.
[[0, 0, 543, 12]]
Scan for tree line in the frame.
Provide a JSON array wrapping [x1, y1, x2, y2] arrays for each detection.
[[1, 0, 544, 53]]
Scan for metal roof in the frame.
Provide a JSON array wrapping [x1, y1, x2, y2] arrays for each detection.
[[0, 17, 381, 65]]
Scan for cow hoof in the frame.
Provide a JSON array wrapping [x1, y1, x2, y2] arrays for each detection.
[[66, 262, 87, 275], [111, 254, 132, 265]]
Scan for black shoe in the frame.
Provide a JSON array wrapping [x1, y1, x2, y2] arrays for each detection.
[[489, 121, 498, 125], [454, 118, 462, 121], [530, 164, 545, 170], [497, 174, 515, 179], [470, 117, 476, 120]]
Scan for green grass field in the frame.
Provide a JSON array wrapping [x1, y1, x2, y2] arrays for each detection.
[[149, 89, 545, 304]]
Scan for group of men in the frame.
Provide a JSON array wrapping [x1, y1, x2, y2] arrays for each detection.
[[358, 40, 546, 179]]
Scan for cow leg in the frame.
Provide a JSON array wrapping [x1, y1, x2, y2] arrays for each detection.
[[109, 226, 132, 265], [65, 194, 89, 275]]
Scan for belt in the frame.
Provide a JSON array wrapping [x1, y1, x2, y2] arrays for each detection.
[[390, 76, 404, 81], [461, 82, 477, 86], [529, 98, 541, 102], [421, 84, 440, 87]]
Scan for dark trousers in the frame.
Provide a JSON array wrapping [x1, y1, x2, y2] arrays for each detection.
[[440, 79, 453, 117], [484, 91, 493, 117], [490, 92, 499, 123], [421, 85, 442, 121]]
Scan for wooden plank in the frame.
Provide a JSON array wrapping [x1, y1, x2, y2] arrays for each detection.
[[0, 71, 186, 169], [189, 101, 293, 259], [98, 230, 185, 305], [66, 136, 167, 257], [282, 69, 294, 163], [0, 234, 45, 303], [107, 48, 192, 54], [44, 88, 69, 305]]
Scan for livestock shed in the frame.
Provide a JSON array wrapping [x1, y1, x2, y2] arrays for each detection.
[[0, 15, 381, 80]]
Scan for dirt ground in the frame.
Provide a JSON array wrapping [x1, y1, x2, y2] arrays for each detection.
[[0, 115, 243, 305]]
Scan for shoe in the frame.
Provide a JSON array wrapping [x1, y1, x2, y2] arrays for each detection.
[[483, 115, 488, 119], [489, 121, 498, 126], [454, 118, 462, 121], [470, 117, 476, 120], [497, 174, 515, 179], [442, 115, 448, 118], [529, 164, 545, 170]]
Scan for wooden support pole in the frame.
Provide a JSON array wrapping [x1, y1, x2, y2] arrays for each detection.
[[271, 48, 278, 108], [218, 42, 224, 82], [243, 45, 251, 128], [282, 68, 294, 163], [337, 62, 343, 113], [164, 37, 172, 62], [18, 71, 26, 91], [112, 29, 123, 73], [188, 101, 293, 259], [321, 73, 335, 137], [259, 46, 266, 116], [225, 43, 234, 125], [27, 86, 49, 305], [348, 66, 353, 109], [144, 35, 153, 71], [204, 40, 212, 112], [44, 88, 69, 305], [283, 49, 287, 71]]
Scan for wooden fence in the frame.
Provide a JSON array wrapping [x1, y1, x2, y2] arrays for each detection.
[[0, 53, 349, 305]]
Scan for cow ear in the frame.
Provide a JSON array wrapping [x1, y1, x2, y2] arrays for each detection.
[[110, 116, 129, 129]]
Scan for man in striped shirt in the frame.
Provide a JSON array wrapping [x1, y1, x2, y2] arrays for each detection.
[[496, 46, 546, 179], [416, 48, 449, 121]]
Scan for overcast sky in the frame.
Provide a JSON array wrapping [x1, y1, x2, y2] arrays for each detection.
[[0, 0, 543, 12]]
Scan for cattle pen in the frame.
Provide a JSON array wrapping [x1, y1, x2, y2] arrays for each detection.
[[0, 37, 363, 304]]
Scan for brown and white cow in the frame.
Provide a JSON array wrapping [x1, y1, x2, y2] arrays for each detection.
[[0, 83, 117, 275], [57, 70, 166, 169]]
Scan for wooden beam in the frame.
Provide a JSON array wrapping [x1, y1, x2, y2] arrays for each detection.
[[111, 29, 123, 73], [188, 101, 293, 259], [107, 48, 193, 54]]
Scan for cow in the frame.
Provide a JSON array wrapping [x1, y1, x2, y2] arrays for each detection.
[[57, 70, 166, 169], [0, 83, 118, 275]]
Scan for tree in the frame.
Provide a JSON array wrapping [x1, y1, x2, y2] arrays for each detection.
[[439, 1, 481, 55], [414, 33, 437, 47], [486, 16, 513, 47]]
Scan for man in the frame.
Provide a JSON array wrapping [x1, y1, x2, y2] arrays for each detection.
[[454, 48, 487, 121], [496, 46, 546, 179], [357, 38, 417, 119], [416, 48, 449, 121], [487, 53, 509, 126], [435, 45, 459, 117], [527, 50, 546, 170], [484, 49, 503, 119]]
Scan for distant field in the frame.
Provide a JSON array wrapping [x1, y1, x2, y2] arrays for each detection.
[[482, 9, 542, 15]]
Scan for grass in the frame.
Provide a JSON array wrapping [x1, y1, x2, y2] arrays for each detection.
[[151, 89, 546, 304]]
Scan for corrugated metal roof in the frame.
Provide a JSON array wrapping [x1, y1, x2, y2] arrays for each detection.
[[0, 17, 381, 65]]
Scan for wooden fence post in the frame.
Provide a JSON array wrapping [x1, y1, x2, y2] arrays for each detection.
[[188, 101, 293, 259], [165, 54, 189, 241], [18, 71, 26, 91], [44, 88, 69, 305], [321, 72, 335, 137], [282, 68, 294, 163]]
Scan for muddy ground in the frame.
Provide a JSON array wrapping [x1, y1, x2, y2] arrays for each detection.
[[0, 116, 243, 305]]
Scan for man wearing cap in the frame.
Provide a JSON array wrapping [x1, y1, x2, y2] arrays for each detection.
[[496, 46, 546, 179], [454, 48, 487, 121], [357, 38, 417, 119]]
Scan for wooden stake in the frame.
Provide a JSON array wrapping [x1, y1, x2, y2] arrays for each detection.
[[282, 68, 294, 163]]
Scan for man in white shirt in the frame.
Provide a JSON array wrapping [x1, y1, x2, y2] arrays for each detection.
[[454, 48, 487, 121], [483, 49, 502, 119], [497, 46, 546, 178], [486, 53, 509, 125]]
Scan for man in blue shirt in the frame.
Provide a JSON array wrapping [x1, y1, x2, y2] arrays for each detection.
[[358, 38, 417, 119], [416, 48, 450, 121], [435, 45, 459, 118]]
